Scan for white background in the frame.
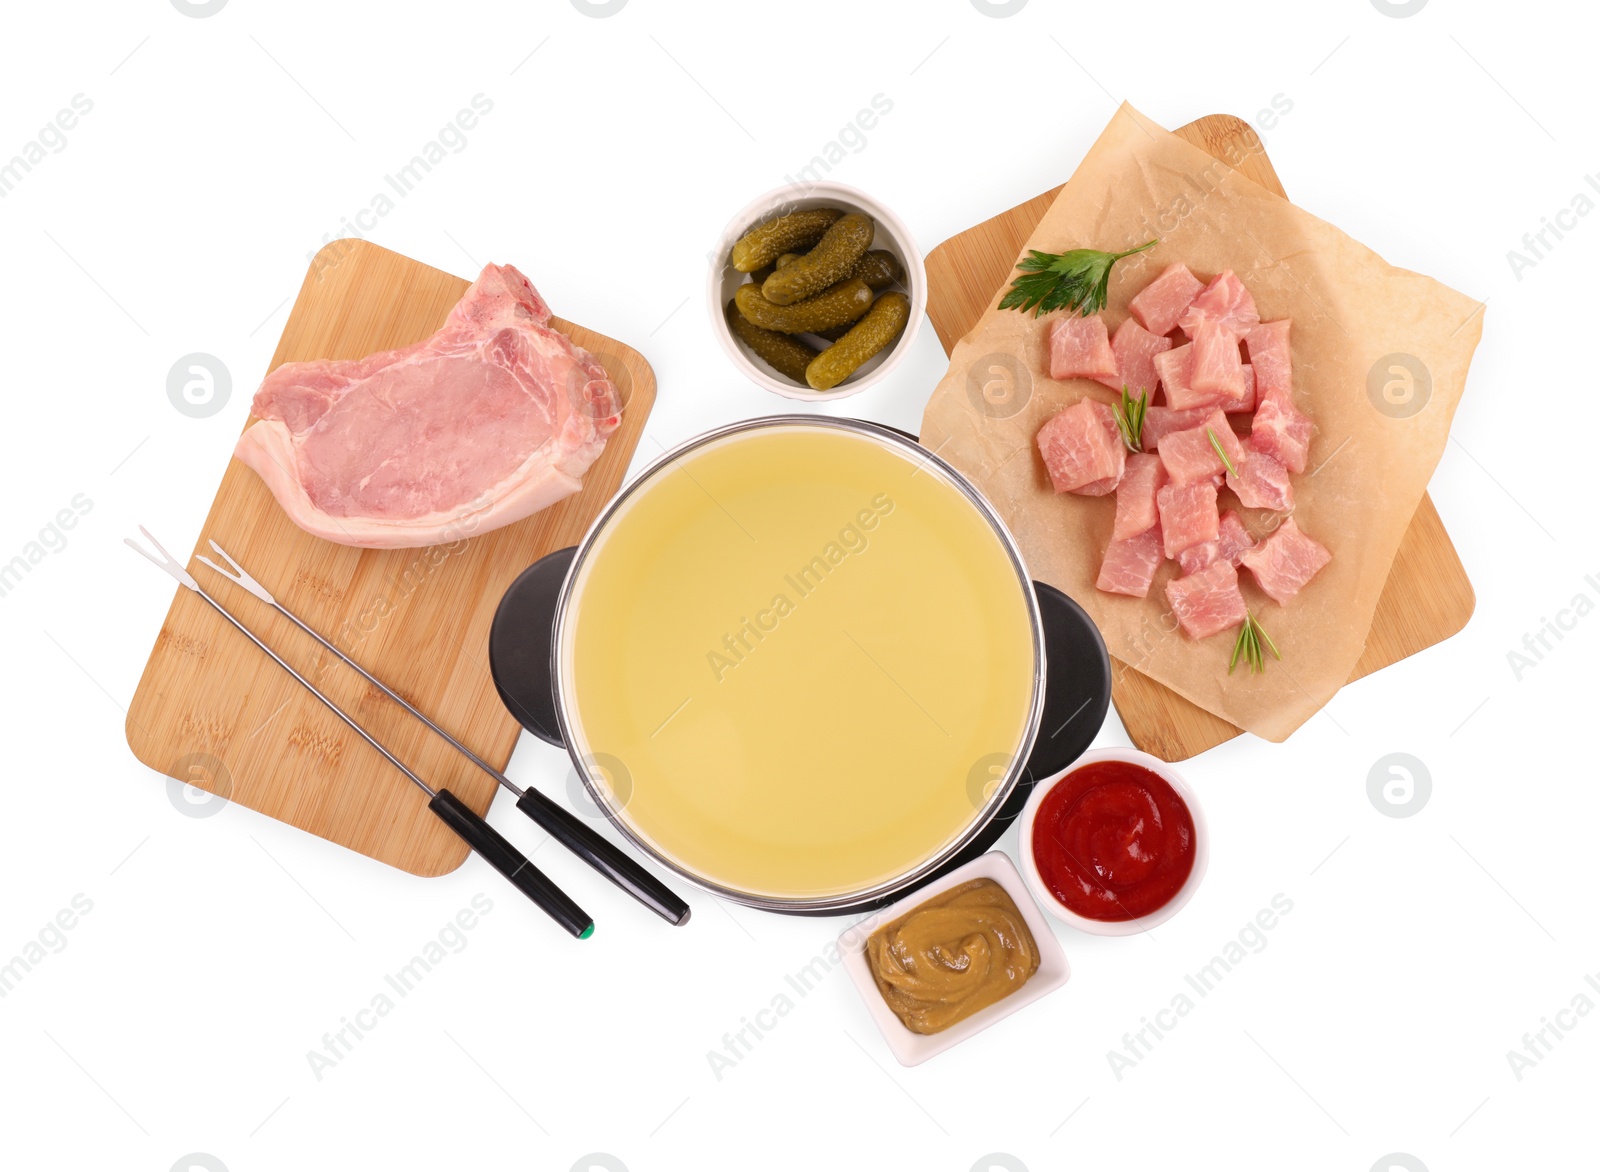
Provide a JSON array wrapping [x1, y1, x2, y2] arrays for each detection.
[[0, 1, 1592, 1170]]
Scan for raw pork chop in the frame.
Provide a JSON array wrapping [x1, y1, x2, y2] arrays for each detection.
[[1097, 525, 1164, 598], [1249, 387, 1314, 474], [1157, 480, 1220, 557], [1165, 560, 1248, 640], [1112, 453, 1166, 541], [1178, 270, 1260, 338], [1240, 517, 1331, 604], [1048, 315, 1118, 381], [1177, 509, 1257, 576], [1037, 399, 1126, 495], [1128, 263, 1204, 336], [1095, 318, 1172, 397], [236, 263, 621, 548]]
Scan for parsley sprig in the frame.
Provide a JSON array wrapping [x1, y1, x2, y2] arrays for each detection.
[[998, 240, 1158, 317]]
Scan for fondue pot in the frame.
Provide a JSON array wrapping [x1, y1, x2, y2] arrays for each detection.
[[489, 417, 1110, 915]]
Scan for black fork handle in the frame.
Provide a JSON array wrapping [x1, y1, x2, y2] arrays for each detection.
[[516, 788, 691, 926], [429, 788, 593, 939]]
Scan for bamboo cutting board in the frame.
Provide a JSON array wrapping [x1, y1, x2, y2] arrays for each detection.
[[125, 240, 655, 875], [924, 114, 1475, 760]]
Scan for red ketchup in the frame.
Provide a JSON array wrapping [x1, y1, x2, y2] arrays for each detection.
[[1030, 760, 1195, 921]]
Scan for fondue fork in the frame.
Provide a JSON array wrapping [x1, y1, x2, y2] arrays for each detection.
[[196, 539, 692, 927], [127, 528, 594, 940]]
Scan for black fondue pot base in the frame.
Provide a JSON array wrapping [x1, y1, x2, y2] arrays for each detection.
[[488, 551, 1111, 919], [488, 547, 574, 749]]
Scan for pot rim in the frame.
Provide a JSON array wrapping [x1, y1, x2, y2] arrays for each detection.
[[550, 415, 1047, 913]]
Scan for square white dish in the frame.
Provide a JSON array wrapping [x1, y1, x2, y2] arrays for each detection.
[[838, 851, 1070, 1067]]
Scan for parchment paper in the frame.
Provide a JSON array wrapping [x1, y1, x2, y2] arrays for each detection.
[[921, 104, 1483, 742]]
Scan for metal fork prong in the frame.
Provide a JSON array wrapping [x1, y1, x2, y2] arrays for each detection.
[[193, 539, 523, 796], [124, 537, 176, 579], [206, 539, 246, 579], [198, 540, 276, 606], [126, 528, 199, 591], [142, 527, 190, 575]]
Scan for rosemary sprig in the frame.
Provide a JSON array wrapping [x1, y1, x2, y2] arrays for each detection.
[[1229, 611, 1281, 675], [998, 240, 1158, 317], [1207, 427, 1239, 478], [1115, 386, 1149, 453]]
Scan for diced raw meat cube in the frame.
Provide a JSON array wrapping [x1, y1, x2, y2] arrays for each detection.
[[1177, 509, 1258, 575], [1157, 426, 1222, 486], [1249, 387, 1314, 474], [1240, 516, 1331, 604], [1140, 405, 1214, 452], [1226, 450, 1294, 511], [1178, 270, 1260, 338], [1049, 314, 1118, 381], [1221, 364, 1257, 415], [1157, 410, 1245, 486], [1245, 319, 1292, 399], [1157, 480, 1220, 557], [1152, 343, 1199, 411], [1206, 411, 1245, 466], [1036, 398, 1126, 496], [1113, 453, 1166, 541], [1153, 343, 1230, 412], [1129, 263, 1205, 337], [1165, 560, 1249, 640], [1095, 318, 1173, 398], [1152, 344, 1191, 406], [1189, 322, 1247, 400], [1097, 524, 1165, 598]]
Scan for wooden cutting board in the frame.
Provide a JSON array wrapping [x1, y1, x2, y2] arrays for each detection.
[[125, 240, 655, 875], [924, 114, 1475, 760]]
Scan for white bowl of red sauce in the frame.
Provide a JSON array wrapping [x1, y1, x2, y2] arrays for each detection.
[[1018, 747, 1209, 936]]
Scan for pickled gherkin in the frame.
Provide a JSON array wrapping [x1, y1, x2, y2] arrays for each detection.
[[761, 213, 874, 306], [730, 209, 843, 272], [734, 278, 873, 335], [725, 301, 820, 383], [775, 252, 803, 269], [805, 292, 909, 390], [810, 252, 903, 317], [851, 249, 904, 291]]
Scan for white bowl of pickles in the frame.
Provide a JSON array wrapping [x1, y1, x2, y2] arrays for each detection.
[[708, 181, 926, 401]]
